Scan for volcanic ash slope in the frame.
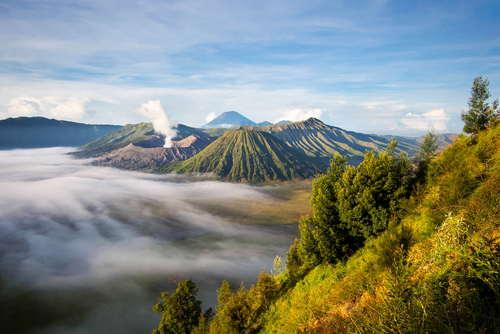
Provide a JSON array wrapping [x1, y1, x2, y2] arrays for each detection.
[[92, 135, 216, 171]]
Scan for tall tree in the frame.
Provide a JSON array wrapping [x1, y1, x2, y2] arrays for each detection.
[[298, 140, 412, 264], [152, 279, 202, 334], [461, 75, 499, 135], [414, 129, 438, 183]]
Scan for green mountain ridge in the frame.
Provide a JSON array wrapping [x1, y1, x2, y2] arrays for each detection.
[[159, 130, 327, 182], [241, 117, 420, 165]]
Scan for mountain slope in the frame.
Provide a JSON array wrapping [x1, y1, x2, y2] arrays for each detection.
[[92, 135, 216, 171], [0, 117, 121, 149], [160, 130, 326, 182], [74, 123, 209, 158], [242, 118, 420, 165], [202, 111, 255, 128]]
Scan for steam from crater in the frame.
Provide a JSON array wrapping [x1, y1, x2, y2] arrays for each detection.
[[135, 100, 178, 148]]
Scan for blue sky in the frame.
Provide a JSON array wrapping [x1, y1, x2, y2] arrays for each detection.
[[0, 0, 499, 136]]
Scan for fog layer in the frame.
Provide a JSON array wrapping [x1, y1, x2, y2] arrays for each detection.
[[0, 148, 298, 334]]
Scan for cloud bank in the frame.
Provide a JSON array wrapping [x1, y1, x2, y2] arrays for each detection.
[[400, 109, 450, 132], [275, 108, 323, 123], [0, 148, 296, 334], [4, 96, 90, 120]]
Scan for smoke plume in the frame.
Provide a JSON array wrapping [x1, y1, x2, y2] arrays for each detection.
[[135, 100, 178, 148]]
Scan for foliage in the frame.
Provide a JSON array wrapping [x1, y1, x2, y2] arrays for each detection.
[[461, 75, 500, 135], [270, 256, 285, 278], [413, 129, 438, 184], [298, 140, 412, 264], [256, 120, 500, 334], [152, 279, 202, 334]]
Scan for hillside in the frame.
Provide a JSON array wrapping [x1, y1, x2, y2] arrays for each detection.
[[242, 117, 420, 165], [73, 122, 209, 158], [202, 111, 255, 128], [0, 117, 121, 149], [182, 123, 500, 333], [159, 130, 327, 182], [91, 135, 216, 171]]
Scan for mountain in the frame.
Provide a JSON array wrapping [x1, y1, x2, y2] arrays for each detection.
[[202, 111, 255, 128], [0, 117, 121, 149], [241, 118, 420, 165], [91, 135, 216, 171], [160, 130, 327, 182], [255, 121, 272, 127], [378, 133, 458, 152], [73, 122, 209, 158], [416, 133, 458, 150]]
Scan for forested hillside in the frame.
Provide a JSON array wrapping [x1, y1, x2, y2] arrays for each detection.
[[151, 76, 500, 334]]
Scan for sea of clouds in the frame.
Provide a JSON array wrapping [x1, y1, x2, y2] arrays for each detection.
[[0, 148, 297, 334]]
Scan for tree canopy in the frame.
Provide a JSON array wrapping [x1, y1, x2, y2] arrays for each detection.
[[297, 140, 412, 265], [152, 279, 202, 334], [461, 75, 499, 135]]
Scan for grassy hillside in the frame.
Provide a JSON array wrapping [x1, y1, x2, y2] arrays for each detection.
[[164, 123, 500, 333], [259, 124, 500, 333], [0, 116, 121, 149], [73, 123, 209, 158], [159, 130, 327, 182], [242, 118, 419, 165]]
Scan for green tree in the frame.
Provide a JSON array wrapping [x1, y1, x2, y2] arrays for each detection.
[[414, 129, 438, 183], [298, 140, 412, 264], [152, 279, 202, 334], [192, 309, 213, 334], [461, 75, 499, 134], [256, 269, 276, 311]]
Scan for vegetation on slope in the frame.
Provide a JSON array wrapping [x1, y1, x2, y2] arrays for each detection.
[[242, 118, 419, 165], [152, 76, 500, 334], [159, 130, 327, 182]]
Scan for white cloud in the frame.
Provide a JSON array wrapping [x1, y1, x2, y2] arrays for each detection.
[[7, 97, 41, 117], [3, 96, 90, 120], [362, 101, 406, 111], [400, 109, 450, 132], [49, 97, 89, 119], [274, 108, 323, 123], [205, 112, 217, 123]]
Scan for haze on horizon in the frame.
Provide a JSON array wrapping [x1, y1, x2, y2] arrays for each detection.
[[0, 0, 499, 136]]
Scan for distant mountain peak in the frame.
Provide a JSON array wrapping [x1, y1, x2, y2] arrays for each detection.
[[202, 111, 255, 128]]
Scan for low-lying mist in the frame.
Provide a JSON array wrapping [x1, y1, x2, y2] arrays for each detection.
[[0, 148, 300, 334]]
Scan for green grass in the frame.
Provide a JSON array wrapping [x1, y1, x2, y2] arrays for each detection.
[[201, 123, 500, 334], [257, 124, 500, 333]]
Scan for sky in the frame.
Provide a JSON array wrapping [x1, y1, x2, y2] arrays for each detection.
[[0, 0, 499, 136]]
